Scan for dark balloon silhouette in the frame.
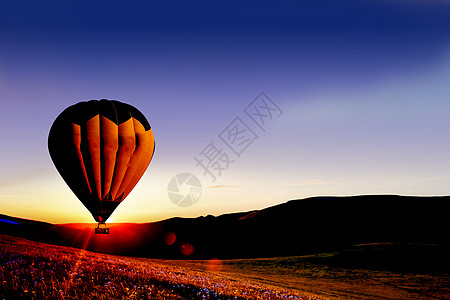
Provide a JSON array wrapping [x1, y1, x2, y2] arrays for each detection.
[[48, 99, 155, 227]]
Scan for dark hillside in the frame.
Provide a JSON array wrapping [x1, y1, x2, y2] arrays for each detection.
[[1, 195, 448, 264]]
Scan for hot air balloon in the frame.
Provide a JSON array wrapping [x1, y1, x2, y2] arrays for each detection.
[[48, 99, 155, 233]]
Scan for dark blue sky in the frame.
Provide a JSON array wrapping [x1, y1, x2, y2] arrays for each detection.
[[2, 0, 450, 34]]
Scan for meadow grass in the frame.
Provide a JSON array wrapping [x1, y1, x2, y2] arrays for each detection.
[[0, 234, 318, 299], [2, 234, 447, 300], [164, 249, 450, 300]]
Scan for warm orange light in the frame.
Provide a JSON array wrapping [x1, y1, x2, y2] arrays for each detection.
[[207, 258, 222, 272]]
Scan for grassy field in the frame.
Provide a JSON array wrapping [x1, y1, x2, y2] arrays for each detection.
[[167, 253, 450, 300], [1, 234, 448, 300], [0, 234, 318, 299]]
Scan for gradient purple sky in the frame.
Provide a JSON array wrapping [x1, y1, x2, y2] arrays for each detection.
[[1, 0, 450, 223]]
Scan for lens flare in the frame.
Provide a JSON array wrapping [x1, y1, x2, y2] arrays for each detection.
[[163, 232, 176, 245], [179, 242, 195, 256]]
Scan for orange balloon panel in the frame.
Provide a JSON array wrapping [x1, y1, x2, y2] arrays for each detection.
[[48, 100, 155, 223]]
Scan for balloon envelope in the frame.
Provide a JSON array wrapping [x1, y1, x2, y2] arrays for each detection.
[[48, 99, 155, 223]]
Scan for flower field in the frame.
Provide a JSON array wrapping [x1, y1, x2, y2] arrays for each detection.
[[0, 234, 319, 299]]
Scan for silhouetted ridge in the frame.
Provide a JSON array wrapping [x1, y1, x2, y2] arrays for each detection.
[[1, 195, 448, 262]]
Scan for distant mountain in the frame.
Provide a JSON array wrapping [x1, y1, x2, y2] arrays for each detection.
[[1, 195, 448, 260]]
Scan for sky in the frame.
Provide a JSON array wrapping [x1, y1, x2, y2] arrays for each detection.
[[1, 0, 450, 223]]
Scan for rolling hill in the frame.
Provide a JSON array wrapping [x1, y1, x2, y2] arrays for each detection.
[[1, 195, 448, 267]]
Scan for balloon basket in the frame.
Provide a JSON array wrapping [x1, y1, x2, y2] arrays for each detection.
[[95, 223, 109, 234]]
